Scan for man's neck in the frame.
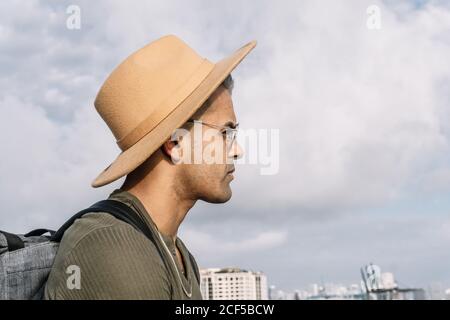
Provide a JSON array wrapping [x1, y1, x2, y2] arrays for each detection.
[[122, 172, 196, 244]]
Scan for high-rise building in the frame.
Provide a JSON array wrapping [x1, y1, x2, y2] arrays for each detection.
[[427, 283, 445, 300], [380, 272, 397, 289], [445, 289, 450, 300], [200, 267, 268, 300]]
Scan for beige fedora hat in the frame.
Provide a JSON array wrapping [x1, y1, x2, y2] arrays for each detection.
[[91, 35, 256, 188]]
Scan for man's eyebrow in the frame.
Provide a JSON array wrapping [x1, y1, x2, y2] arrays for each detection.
[[223, 120, 238, 128]]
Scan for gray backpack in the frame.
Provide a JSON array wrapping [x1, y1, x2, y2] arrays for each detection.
[[0, 199, 200, 300]]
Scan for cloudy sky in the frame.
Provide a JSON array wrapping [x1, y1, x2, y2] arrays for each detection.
[[1, 0, 450, 293]]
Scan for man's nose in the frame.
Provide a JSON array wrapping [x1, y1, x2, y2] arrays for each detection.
[[229, 141, 244, 160]]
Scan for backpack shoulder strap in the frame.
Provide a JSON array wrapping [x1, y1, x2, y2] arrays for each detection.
[[52, 199, 175, 289], [51, 199, 196, 289], [51, 199, 156, 244]]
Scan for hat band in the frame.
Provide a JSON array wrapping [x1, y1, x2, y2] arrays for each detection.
[[117, 58, 215, 151]]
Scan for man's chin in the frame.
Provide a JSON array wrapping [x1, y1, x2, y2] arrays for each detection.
[[201, 188, 232, 204]]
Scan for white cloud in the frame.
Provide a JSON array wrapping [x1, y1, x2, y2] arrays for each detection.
[[232, 0, 450, 213], [183, 228, 288, 255]]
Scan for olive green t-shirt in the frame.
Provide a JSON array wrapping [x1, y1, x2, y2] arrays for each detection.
[[44, 189, 203, 300]]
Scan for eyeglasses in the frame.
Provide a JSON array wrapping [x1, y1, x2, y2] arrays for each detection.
[[187, 119, 239, 149]]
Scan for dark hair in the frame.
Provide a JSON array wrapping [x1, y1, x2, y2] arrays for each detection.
[[222, 74, 234, 92]]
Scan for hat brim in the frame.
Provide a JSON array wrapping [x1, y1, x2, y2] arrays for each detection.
[[91, 40, 257, 188]]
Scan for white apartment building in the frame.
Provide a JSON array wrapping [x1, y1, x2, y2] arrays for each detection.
[[200, 267, 268, 300], [380, 272, 397, 290]]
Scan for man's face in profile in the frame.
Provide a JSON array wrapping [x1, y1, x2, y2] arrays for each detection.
[[174, 85, 244, 204]]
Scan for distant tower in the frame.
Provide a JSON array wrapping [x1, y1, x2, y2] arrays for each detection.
[[269, 285, 276, 300], [360, 263, 382, 292], [380, 272, 397, 289]]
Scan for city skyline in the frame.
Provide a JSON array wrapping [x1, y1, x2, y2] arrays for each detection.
[[201, 263, 448, 299]]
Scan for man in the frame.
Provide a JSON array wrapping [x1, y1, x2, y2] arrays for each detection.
[[44, 35, 256, 299]]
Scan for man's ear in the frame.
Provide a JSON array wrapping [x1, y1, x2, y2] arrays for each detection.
[[160, 138, 180, 162]]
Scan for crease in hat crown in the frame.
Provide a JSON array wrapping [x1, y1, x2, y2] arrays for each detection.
[[94, 34, 215, 151]]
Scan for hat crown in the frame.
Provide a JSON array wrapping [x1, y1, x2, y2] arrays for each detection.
[[94, 35, 213, 146]]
